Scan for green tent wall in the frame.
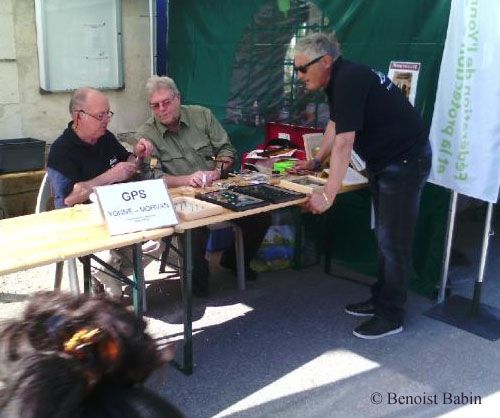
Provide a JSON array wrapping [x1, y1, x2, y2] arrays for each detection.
[[167, 0, 452, 295]]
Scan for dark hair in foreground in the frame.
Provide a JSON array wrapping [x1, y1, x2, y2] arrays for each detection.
[[0, 292, 182, 418]]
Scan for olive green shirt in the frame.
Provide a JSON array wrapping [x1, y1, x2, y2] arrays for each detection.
[[136, 105, 236, 177]]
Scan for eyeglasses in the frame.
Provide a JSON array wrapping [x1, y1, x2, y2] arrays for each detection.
[[78, 110, 114, 121], [293, 55, 325, 74], [149, 95, 178, 110]]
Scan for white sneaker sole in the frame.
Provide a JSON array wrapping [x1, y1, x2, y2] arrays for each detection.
[[353, 325, 404, 339], [344, 308, 375, 317]]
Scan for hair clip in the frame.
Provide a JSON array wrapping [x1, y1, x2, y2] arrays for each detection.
[[63, 327, 121, 363], [64, 328, 103, 356], [63, 327, 121, 388]]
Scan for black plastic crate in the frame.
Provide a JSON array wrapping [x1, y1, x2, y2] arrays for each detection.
[[0, 138, 46, 174]]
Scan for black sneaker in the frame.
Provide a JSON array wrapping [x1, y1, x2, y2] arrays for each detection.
[[345, 300, 375, 317], [353, 317, 403, 339]]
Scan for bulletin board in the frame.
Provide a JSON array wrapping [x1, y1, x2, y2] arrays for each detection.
[[35, 0, 123, 92]]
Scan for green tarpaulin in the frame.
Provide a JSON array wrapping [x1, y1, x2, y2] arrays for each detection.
[[167, 0, 452, 295]]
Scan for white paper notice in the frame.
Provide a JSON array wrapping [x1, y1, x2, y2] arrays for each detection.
[[321, 167, 368, 186], [343, 167, 368, 186], [387, 61, 421, 106], [94, 179, 178, 236]]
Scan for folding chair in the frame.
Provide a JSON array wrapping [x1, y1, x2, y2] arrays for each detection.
[[35, 173, 80, 294]]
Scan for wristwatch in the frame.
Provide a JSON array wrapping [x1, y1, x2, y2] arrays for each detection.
[[311, 157, 321, 171]]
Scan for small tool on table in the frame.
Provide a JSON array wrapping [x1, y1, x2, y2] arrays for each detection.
[[134, 155, 143, 174]]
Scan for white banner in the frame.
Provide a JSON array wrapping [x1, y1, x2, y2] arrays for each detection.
[[429, 0, 500, 203]]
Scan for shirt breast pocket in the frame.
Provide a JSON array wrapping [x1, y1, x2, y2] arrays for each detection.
[[193, 142, 216, 169], [158, 148, 191, 175], [194, 142, 214, 157]]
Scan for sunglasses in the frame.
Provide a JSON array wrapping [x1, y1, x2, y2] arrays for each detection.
[[293, 55, 325, 74]]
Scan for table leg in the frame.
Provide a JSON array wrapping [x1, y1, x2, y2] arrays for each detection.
[[82, 255, 91, 294], [132, 243, 144, 317], [179, 230, 193, 375], [292, 206, 303, 270]]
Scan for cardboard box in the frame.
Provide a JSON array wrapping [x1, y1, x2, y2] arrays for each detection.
[[0, 138, 46, 174]]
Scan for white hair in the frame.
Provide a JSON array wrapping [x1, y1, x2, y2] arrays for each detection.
[[295, 32, 341, 60], [145, 75, 180, 97]]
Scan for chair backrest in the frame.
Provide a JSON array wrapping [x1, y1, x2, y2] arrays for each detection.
[[35, 172, 51, 213], [34, 172, 81, 294]]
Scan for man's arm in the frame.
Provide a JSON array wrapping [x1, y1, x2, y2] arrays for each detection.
[[64, 162, 138, 207], [295, 120, 336, 170], [316, 120, 337, 163], [306, 130, 355, 214], [200, 108, 236, 175]]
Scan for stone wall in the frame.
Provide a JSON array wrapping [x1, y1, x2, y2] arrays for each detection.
[[0, 0, 152, 145], [0, 0, 153, 217]]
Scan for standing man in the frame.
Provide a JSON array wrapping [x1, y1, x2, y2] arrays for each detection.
[[136, 76, 271, 297], [47, 87, 162, 298], [294, 33, 431, 339]]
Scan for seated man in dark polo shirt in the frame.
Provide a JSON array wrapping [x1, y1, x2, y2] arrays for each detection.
[[47, 87, 162, 298], [135, 75, 271, 297], [294, 33, 432, 339]]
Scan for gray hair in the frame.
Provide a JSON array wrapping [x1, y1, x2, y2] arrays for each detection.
[[145, 75, 179, 97], [69, 87, 95, 113], [295, 32, 341, 60]]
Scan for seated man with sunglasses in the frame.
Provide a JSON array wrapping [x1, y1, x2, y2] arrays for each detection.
[[47, 87, 163, 298]]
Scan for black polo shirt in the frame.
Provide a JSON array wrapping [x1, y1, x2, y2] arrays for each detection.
[[47, 122, 131, 208], [325, 56, 428, 172]]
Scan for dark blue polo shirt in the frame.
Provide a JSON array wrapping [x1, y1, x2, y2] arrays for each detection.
[[325, 56, 429, 172], [47, 122, 131, 208]]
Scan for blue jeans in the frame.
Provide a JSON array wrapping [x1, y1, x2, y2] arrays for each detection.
[[366, 143, 431, 324]]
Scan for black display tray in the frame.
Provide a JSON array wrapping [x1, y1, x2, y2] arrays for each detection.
[[230, 183, 306, 204], [195, 190, 270, 212]]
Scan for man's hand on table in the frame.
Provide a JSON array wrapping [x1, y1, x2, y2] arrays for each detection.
[[294, 158, 320, 171], [70, 182, 93, 202], [187, 170, 220, 188], [294, 159, 312, 170], [304, 190, 334, 215]]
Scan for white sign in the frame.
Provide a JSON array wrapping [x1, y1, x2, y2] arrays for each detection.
[[387, 61, 421, 106], [429, 0, 500, 203], [94, 179, 178, 236]]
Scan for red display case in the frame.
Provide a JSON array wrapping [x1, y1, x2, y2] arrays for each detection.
[[242, 122, 323, 169], [263, 122, 323, 149]]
